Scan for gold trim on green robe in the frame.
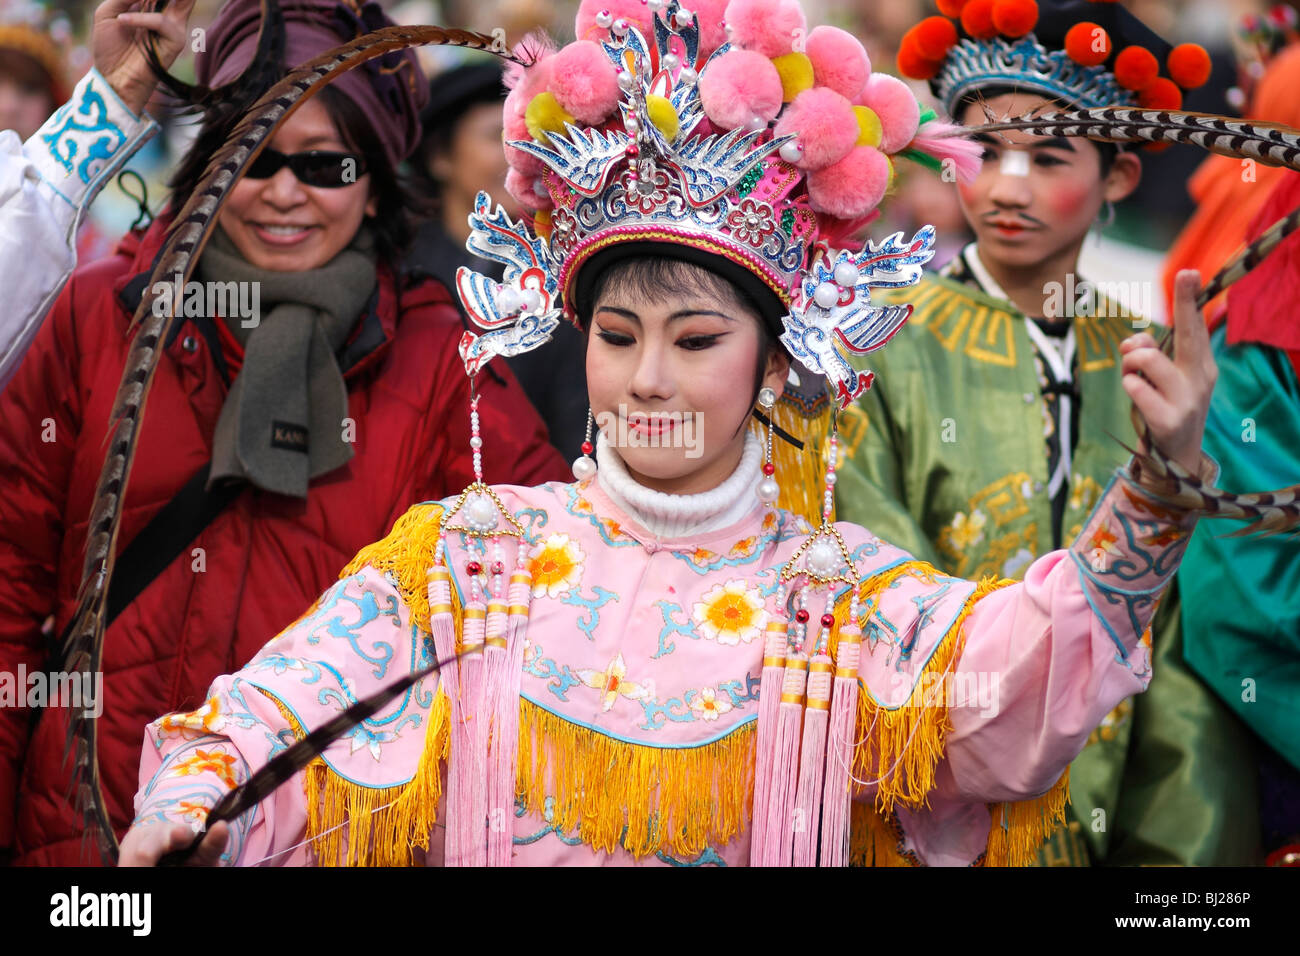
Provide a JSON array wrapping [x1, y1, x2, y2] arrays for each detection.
[[835, 270, 1261, 865]]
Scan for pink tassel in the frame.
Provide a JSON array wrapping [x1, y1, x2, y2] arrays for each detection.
[[748, 619, 789, 864], [791, 655, 833, 866], [457, 584, 488, 867], [484, 555, 533, 867], [426, 561, 463, 866], [908, 118, 983, 184], [819, 627, 861, 867], [763, 653, 807, 866]]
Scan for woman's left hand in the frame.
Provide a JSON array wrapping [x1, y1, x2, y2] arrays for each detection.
[[1119, 268, 1217, 475]]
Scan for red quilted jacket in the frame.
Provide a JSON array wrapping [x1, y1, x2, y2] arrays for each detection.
[[0, 219, 569, 865]]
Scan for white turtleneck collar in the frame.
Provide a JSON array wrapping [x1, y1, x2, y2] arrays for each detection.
[[595, 431, 763, 539]]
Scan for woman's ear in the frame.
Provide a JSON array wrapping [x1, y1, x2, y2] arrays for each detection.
[[762, 345, 791, 401], [1103, 150, 1142, 204]]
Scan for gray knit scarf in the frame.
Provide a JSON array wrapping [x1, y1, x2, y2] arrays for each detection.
[[197, 226, 378, 498]]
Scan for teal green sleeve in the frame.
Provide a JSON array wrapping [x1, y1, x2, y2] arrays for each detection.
[[834, 365, 945, 568], [1179, 327, 1300, 770]]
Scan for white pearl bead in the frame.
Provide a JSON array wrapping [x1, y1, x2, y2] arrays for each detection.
[[464, 493, 498, 531], [806, 539, 840, 576], [679, 66, 698, 85], [778, 139, 804, 164], [469, 436, 483, 449], [675, 8, 693, 28], [572, 455, 598, 481], [744, 114, 767, 132], [813, 282, 839, 309], [613, 18, 630, 36], [497, 287, 522, 314], [825, 471, 837, 485], [618, 70, 636, 92], [595, 10, 614, 29], [647, 0, 665, 11], [756, 477, 780, 504], [624, 115, 639, 133], [662, 52, 680, 71], [833, 262, 860, 287], [758, 386, 776, 408]]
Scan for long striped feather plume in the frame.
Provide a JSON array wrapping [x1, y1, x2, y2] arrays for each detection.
[[972, 106, 1300, 539], [64, 13, 525, 864]]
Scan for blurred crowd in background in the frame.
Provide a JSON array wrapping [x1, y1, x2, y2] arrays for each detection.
[[1, 0, 1289, 319]]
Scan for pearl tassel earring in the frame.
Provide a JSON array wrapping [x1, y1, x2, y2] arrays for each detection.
[[756, 386, 779, 505], [572, 408, 597, 481]]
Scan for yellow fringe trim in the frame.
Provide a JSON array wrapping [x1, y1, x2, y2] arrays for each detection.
[[340, 502, 448, 635], [304, 689, 452, 866], [982, 767, 1071, 867], [516, 699, 756, 859]]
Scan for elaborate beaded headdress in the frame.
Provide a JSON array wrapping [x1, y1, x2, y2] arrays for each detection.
[[452, 0, 983, 410]]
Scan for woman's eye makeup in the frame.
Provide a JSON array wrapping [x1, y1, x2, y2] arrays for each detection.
[[677, 333, 725, 351], [595, 328, 635, 346]]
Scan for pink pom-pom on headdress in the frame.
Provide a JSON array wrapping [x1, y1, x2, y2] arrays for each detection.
[[503, 110, 545, 176], [505, 167, 552, 212], [575, 0, 654, 41], [723, 0, 807, 57], [699, 48, 784, 129], [806, 145, 892, 218], [550, 40, 621, 125], [690, 0, 731, 61], [909, 117, 983, 183], [856, 74, 920, 155], [773, 87, 858, 170], [804, 26, 870, 100]]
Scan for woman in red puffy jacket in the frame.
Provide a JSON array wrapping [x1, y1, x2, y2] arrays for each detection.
[[0, 0, 566, 865]]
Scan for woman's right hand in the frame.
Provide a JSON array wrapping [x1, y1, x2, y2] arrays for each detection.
[[118, 820, 229, 866], [92, 0, 197, 117]]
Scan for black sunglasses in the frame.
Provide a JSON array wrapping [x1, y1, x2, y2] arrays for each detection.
[[245, 148, 368, 188]]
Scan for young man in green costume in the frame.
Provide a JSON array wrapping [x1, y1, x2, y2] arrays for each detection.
[[836, 0, 1260, 864]]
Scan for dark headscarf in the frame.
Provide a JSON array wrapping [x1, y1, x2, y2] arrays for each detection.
[[197, 0, 429, 168]]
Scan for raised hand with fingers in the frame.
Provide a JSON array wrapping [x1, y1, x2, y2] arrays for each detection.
[[1120, 269, 1217, 480], [93, 0, 198, 116]]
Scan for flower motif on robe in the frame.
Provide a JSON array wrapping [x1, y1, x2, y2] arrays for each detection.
[[1087, 521, 1123, 561], [692, 579, 767, 645], [942, 510, 987, 553], [529, 533, 586, 599], [171, 749, 239, 790], [158, 697, 226, 739], [177, 800, 211, 831], [1069, 474, 1103, 514], [690, 687, 734, 722], [577, 653, 652, 712]]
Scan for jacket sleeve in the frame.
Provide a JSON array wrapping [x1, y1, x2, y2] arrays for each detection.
[[835, 369, 945, 567], [0, 267, 87, 852], [0, 68, 156, 391], [418, 315, 569, 502]]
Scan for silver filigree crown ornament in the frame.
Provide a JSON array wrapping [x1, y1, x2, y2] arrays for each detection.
[[450, 0, 986, 412]]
